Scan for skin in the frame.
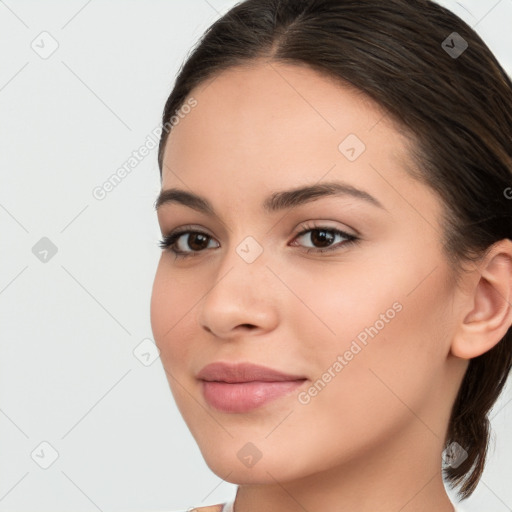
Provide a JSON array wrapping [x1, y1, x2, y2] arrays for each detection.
[[150, 60, 512, 512]]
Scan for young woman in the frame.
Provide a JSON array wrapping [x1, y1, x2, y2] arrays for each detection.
[[150, 1, 512, 511]]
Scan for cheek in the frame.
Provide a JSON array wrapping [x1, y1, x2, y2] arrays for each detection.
[[306, 233, 449, 360], [150, 261, 198, 367], [150, 261, 172, 345], [283, 254, 406, 360], [281, 275, 450, 472], [291, 247, 451, 414], [150, 262, 203, 419]]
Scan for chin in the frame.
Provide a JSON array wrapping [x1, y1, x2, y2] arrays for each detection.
[[199, 444, 304, 485]]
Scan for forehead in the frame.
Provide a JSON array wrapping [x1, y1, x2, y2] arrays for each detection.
[[160, 61, 438, 223], [164, 61, 394, 160]]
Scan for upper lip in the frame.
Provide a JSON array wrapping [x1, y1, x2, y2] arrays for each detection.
[[197, 362, 307, 383]]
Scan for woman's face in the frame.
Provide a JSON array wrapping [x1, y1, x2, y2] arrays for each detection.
[[151, 61, 467, 484]]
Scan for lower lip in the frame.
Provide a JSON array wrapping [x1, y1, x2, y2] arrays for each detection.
[[201, 379, 307, 413]]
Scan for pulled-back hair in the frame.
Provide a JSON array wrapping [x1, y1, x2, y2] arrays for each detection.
[[157, 0, 512, 500]]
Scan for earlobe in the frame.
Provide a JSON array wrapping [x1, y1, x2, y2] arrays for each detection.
[[451, 240, 512, 360]]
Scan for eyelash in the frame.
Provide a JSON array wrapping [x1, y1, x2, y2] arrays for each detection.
[[158, 223, 360, 260]]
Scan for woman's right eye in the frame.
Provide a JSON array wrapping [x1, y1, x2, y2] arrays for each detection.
[[158, 229, 218, 259]]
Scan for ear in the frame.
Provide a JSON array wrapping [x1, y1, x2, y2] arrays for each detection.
[[451, 239, 512, 359]]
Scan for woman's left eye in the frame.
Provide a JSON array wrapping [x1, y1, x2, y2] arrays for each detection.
[[158, 224, 360, 260], [292, 225, 359, 254]]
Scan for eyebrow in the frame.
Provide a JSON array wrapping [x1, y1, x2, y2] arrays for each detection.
[[154, 181, 386, 216]]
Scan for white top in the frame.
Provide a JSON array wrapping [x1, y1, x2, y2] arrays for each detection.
[[168, 499, 466, 512]]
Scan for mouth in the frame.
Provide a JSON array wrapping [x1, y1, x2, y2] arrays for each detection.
[[200, 379, 308, 413], [196, 361, 308, 413]]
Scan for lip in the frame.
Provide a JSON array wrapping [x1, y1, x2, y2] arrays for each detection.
[[197, 361, 306, 383], [197, 362, 307, 413]]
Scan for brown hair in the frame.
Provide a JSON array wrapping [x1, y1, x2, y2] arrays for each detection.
[[157, 0, 512, 500]]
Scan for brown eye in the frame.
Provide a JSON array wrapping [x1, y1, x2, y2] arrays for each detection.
[[158, 229, 219, 258], [292, 226, 359, 254]]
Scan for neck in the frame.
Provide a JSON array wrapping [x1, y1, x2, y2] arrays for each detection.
[[232, 421, 456, 512]]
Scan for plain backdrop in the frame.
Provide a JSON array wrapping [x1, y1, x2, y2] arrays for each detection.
[[0, 1, 511, 511]]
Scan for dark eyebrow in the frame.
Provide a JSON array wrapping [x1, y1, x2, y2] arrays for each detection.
[[154, 181, 386, 215]]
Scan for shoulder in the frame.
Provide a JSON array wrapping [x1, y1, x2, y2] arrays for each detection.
[[188, 505, 224, 512], [168, 502, 226, 512]]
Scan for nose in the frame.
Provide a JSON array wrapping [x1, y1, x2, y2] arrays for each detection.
[[197, 246, 280, 339]]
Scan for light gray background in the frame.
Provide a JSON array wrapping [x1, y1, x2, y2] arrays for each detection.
[[0, 1, 511, 511]]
